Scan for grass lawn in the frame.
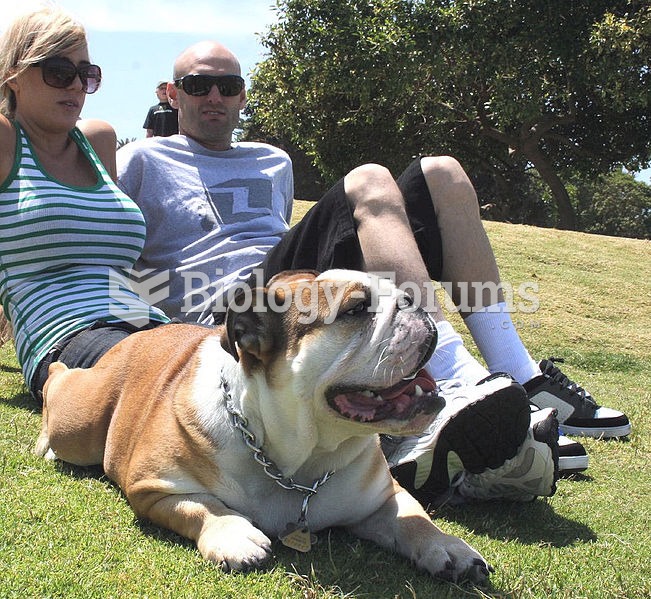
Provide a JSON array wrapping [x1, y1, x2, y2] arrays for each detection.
[[1, 207, 650, 598]]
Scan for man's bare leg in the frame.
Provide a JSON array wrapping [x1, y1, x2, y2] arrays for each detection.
[[419, 156, 538, 384], [343, 163, 490, 384]]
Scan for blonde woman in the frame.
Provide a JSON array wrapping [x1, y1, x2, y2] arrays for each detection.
[[0, 7, 168, 401]]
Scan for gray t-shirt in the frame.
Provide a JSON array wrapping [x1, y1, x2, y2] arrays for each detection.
[[117, 135, 293, 323]]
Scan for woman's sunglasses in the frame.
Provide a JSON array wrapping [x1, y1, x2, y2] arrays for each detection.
[[33, 57, 102, 94], [173, 74, 245, 97]]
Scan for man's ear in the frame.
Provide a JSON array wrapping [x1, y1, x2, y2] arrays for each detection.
[[167, 81, 179, 108], [238, 85, 247, 111]]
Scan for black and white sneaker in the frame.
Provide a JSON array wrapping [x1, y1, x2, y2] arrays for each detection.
[[558, 434, 589, 474], [524, 358, 631, 439], [383, 373, 530, 504], [530, 404, 588, 474], [455, 407, 560, 502]]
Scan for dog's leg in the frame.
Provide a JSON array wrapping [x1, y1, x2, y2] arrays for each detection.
[[143, 492, 273, 571], [33, 362, 113, 466], [34, 395, 54, 459], [347, 482, 491, 583], [34, 362, 69, 460]]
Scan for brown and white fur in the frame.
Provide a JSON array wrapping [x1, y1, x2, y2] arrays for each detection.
[[35, 269, 490, 583]]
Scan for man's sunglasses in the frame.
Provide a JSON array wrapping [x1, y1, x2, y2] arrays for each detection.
[[173, 74, 245, 97], [33, 57, 102, 94]]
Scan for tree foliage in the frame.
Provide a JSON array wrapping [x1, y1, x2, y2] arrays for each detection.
[[116, 137, 137, 149], [247, 0, 651, 230], [572, 171, 651, 238]]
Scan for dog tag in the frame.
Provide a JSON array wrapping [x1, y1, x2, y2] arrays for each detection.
[[279, 523, 313, 552]]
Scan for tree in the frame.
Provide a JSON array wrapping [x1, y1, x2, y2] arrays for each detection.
[[572, 171, 651, 239], [248, 0, 651, 229], [117, 137, 137, 149]]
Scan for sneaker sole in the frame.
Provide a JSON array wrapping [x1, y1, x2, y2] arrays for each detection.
[[559, 454, 589, 474], [560, 422, 632, 439], [557, 435, 589, 473], [531, 408, 559, 497], [440, 381, 531, 473], [395, 379, 531, 501], [455, 407, 560, 502]]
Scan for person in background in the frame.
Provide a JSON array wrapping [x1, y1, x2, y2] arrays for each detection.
[[142, 80, 178, 137], [0, 7, 169, 404]]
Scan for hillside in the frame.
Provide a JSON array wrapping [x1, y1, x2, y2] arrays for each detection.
[[1, 216, 649, 598]]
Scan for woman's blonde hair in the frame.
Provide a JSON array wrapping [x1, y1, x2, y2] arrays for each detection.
[[0, 6, 88, 118]]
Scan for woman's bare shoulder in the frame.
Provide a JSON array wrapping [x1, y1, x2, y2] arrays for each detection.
[[77, 119, 118, 180], [0, 114, 17, 185]]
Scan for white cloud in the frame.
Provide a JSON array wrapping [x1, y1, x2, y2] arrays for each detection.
[[3, 0, 277, 36]]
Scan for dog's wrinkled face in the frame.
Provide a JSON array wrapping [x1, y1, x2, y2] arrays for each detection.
[[223, 269, 442, 434]]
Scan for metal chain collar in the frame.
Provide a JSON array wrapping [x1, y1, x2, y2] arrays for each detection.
[[222, 377, 334, 524]]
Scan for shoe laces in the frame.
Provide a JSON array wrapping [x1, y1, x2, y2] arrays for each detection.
[[540, 357, 598, 410]]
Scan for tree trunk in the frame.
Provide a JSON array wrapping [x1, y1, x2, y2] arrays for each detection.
[[474, 110, 578, 230], [523, 148, 577, 230]]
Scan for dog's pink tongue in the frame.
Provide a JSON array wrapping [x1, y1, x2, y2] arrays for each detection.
[[333, 393, 383, 422], [332, 369, 437, 422], [379, 369, 437, 399]]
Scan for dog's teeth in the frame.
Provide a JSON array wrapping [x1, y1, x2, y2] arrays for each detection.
[[414, 385, 423, 397], [360, 390, 374, 397]]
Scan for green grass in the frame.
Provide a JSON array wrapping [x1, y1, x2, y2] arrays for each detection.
[[1, 211, 650, 598]]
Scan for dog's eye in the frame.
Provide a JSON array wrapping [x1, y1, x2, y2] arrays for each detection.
[[344, 300, 368, 317], [397, 294, 414, 309]]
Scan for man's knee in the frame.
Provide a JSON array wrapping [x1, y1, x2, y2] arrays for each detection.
[[345, 163, 394, 193], [421, 155, 467, 180], [420, 155, 478, 214], [344, 163, 404, 217]]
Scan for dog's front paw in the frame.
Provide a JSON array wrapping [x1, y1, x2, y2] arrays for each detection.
[[197, 516, 273, 572], [417, 533, 492, 584]]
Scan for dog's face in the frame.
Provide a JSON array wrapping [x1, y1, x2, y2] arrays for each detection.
[[223, 269, 442, 436]]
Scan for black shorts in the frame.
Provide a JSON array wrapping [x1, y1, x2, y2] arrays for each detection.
[[256, 157, 443, 284]]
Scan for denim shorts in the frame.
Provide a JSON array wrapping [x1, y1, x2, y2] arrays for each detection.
[[30, 320, 162, 401]]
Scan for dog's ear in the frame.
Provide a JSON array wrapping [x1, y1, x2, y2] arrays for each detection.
[[221, 309, 239, 361], [222, 271, 320, 362], [266, 269, 319, 287], [222, 288, 277, 363], [223, 310, 266, 362]]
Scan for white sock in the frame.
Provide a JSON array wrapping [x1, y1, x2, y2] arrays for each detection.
[[427, 320, 489, 384], [464, 303, 540, 384]]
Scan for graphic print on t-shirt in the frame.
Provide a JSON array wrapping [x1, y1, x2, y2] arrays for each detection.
[[203, 178, 274, 226]]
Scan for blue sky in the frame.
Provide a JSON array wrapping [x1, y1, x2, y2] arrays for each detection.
[[4, 0, 650, 183], [4, 0, 278, 141]]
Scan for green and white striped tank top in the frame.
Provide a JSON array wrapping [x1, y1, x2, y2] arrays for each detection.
[[0, 122, 169, 387]]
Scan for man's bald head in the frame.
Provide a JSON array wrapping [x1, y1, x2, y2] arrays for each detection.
[[173, 41, 242, 79], [168, 40, 246, 151]]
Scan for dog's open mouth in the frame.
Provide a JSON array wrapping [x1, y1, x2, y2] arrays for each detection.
[[326, 369, 442, 423]]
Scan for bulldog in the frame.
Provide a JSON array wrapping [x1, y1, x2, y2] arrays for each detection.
[[35, 269, 491, 583]]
